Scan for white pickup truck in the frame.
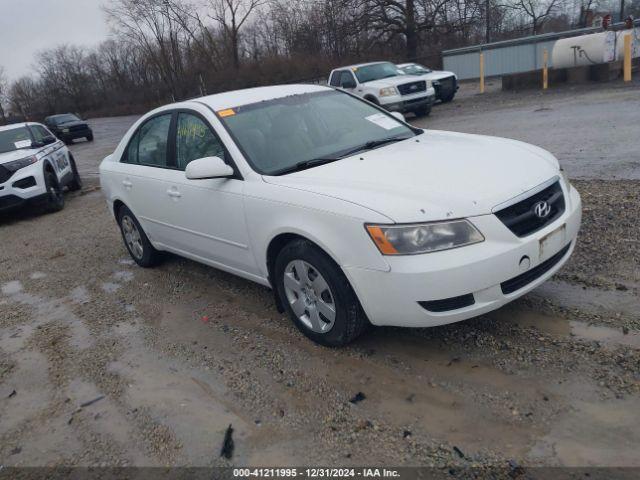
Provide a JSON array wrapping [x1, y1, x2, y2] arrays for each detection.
[[328, 62, 436, 117]]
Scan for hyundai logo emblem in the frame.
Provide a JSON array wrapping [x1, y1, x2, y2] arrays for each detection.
[[533, 201, 552, 218]]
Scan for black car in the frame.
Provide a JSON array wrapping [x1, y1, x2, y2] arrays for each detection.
[[44, 113, 93, 144]]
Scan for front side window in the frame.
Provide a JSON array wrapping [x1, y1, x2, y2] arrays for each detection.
[[175, 113, 226, 170], [219, 90, 416, 175], [0, 127, 32, 154], [339, 71, 356, 87], [353, 62, 404, 83], [124, 114, 171, 167]]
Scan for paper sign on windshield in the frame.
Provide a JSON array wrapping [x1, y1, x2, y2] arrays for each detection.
[[365, 113, 401, 130], [14, 140, 32, 149]]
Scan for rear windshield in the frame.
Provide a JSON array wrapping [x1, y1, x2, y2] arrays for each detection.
[[0, 127, 32, 154]]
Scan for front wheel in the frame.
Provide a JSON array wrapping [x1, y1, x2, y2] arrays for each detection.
[[441, 93, 455, 103], [275, 239, 369, 347], [117, 206, 162, 267], [414, 105, 431, 117], [86, 133, 94, 142]]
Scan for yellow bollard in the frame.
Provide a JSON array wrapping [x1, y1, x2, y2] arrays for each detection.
[[623, 34, 632, 82], [543, 48, 548, 90], [479, 52, 485, 93]]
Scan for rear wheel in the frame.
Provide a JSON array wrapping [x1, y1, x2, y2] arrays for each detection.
[[117, 205, 162, 267], [67, 155, 82, 191], [275, 239, 369, 347], [43, 169, 65, 213]]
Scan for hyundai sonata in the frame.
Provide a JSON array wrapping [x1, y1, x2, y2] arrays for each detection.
[[99, 84, 581, 346]]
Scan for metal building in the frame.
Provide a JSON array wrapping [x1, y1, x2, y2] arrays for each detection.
[[443, 20, 640, 80]]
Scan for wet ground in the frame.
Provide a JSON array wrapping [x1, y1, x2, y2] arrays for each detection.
[[0, 82, 639, 468]]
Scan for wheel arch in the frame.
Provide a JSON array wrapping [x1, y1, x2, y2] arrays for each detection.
[[363, 94, 379, 104]]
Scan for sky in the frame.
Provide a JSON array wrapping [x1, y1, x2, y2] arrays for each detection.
[[0, 0, 112, 81]]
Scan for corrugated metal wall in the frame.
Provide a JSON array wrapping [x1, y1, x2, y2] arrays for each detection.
[[444, 40, 558, 80]]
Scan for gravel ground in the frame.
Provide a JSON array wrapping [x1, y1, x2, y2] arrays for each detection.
[[0, 82, 639, 469]]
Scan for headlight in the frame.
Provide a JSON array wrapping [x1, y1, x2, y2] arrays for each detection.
[[379, 87, 398, 97], [3, 156, 38, 172], [366, 220, 484, 255]]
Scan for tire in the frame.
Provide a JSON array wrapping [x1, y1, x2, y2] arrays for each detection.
[[67, 155, 82, 191], [86, 133, 94, 142], [364, 96, 380, 105], [441, 94, 455, 103], [43, 169, 65, 213], [274, 239, 369, 347], [414, 105, 431, 117], [117, 205, 162, 268]]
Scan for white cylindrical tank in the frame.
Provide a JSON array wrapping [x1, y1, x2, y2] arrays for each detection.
[[552, 31, 616, 68], [614, 28, 640, 60]]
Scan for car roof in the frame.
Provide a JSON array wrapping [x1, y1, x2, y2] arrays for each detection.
[[333, 61, 391, 71], [0, 122, 41, 133], [185, 84, 331, 112]]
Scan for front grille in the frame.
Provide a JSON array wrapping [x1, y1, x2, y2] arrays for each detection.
[[495, 181, 565, 237], [0, 165, 14, 184], [0, 195, 24, 210], [419, 293, 475, 312], [501, 243, 571, 295], [397, 81, 426, 96]]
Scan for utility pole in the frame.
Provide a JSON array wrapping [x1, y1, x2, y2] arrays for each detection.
[[485, 0, 491, 43]]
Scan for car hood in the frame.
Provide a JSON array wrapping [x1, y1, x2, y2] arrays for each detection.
[[416, 71, 457, 81], [363, 75, 424, 89], [0, 148, 40, 165], [263, 130, 560, 223]]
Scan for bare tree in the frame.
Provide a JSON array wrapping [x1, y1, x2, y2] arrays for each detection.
[[204, 0, 266, 68], [0, 66, 8, 123], [506, 0, 563, 34]]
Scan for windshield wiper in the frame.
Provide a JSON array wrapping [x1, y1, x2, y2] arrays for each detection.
[[273, 157, 342, 175], [273, 136, 411, 175]]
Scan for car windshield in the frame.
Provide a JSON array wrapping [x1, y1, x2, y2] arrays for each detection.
[[400, 64, 432, 75], [52, 114, 80, 124], [218, 90, 416, 175], [353, 63, 404, 83], [0, 127, 33, 154]]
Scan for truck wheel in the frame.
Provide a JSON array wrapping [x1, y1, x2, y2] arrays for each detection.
[[441, 94, 455, 103], [43, 170, 65, 213], [86, 133, 94, 142], [414, 105, 431, 117], [274, 239, 369, 347], [67, 155, 82, 191]]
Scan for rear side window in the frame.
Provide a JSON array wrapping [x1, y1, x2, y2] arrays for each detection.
[[175, 113, 226, 170], [123, 114, 172, 167]]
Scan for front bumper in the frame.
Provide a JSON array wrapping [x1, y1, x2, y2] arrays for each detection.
[[344, 183, 582, 328], [0, 163, 48, 212], [382, 90, 436, 113], [58, 127, 92, 140]]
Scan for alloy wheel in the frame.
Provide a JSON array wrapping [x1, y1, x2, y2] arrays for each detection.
[[121, 215, 144, 259], [283, 260, 336, 333]]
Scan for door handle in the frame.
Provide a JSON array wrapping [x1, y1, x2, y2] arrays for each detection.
[[166, 188, 181, 198], [122, 179, 133, 188]]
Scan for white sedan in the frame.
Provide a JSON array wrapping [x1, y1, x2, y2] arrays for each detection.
[[99, 84, 581, 346]]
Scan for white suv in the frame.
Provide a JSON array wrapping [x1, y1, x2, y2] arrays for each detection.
[[100, 84, 581, 347], [0, 123, 81, 214], [328, 62, 436, 116]]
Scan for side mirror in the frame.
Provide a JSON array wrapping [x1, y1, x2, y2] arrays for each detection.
[[185, 156, 234, 180], [341, 80, 356, 89], [42, 135, 57, 145], [390, 112, 405, 122]]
